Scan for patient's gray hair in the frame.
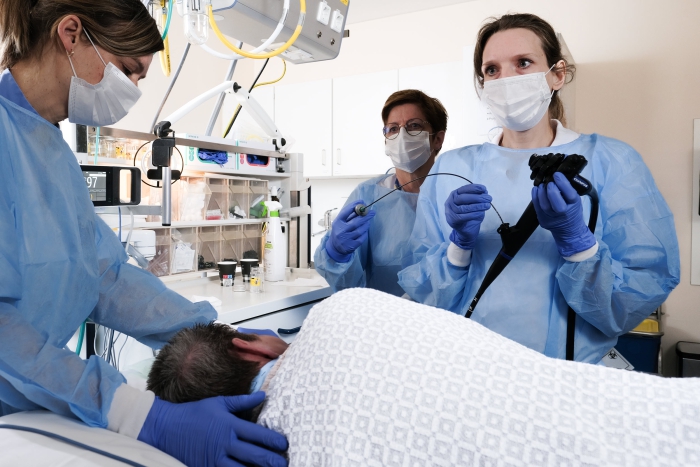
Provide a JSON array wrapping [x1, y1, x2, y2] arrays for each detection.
[[147, 323, 260, 403]]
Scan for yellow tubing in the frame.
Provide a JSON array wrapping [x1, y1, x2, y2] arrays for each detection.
[[207, 2, 306, 60], [159, 2, 171, 76]]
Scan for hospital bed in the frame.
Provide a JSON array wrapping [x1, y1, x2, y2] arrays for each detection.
[[0, 410, 183, 466]]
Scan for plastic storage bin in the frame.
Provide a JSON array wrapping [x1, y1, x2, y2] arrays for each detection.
[[205, 176, 229, 220], [146, 228, 171, 277], [228, 179, 249, 219], [198, 226, 222, 270], [170, 228, 197, 274], [248, 180, 268, 219], [242, 224, 263, 260], [175, 176, 211, 221], [676, 341, 700, 377], [222, 225, 245, 261]]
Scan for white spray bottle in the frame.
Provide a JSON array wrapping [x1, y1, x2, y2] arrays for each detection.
[[262, 201, 286, 282]]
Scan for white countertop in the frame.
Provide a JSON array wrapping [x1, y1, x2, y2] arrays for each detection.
[[166, 272, 332, 324]]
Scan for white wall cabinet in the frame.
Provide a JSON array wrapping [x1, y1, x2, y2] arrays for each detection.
[[398, 60, 480, 152], [274, 79, 333, 177], [332, 70, 397, 176]]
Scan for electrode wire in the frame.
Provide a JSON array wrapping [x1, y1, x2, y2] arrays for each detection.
[[363, 172, 504, 224]]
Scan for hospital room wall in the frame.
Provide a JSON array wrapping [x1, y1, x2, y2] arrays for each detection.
[[111, 12, 255, 135], [249, 0, 700, 375]]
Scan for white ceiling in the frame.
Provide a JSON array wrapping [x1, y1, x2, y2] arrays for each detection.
[[345, 0, 479, 25]]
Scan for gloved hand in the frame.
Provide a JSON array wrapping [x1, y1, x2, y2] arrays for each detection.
[[325, 199, 376, 263], [444, 184, 492, 250], [532, 172, 596, 257], [138, 392, 288, 467]]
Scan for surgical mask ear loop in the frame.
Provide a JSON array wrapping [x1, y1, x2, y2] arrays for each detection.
[[82, 30, 108, 68]]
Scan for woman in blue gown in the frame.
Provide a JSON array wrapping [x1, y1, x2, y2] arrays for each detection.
[[315, 89, 447, 296], [398, 13, 680, 364], [0, 1, 286, 465]]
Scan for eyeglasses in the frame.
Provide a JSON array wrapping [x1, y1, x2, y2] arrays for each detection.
[[382, 118, 430, 140]]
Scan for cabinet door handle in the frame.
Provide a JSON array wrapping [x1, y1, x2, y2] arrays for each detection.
[[336, 148, 341, 165], [321, 149, 327, 166]]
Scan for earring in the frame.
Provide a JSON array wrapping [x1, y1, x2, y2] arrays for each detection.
[[66, 50, 75, 57]]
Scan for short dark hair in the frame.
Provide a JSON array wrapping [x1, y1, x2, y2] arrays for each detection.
[[147, 323, 260, 403], [381, 89, 448, 134], [473, 13, 576, 125]]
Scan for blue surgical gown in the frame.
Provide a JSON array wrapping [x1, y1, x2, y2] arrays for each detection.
[[0, 70, 215, 427], [315, 174, 418, 296], [398, 135, 680, 363]]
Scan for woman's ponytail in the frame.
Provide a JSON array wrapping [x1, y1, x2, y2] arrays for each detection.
[[0, 0, 34, 69]]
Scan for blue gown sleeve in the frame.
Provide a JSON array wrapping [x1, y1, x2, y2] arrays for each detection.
[[90, 217, 216, 349], [556, 139, 680, 336], [398, 172, 471, 312], [313, 185, 371, 292], [0, 189, 124, 427]]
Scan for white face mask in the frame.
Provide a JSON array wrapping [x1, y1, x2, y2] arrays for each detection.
[[67, 30, 142, 127], [480, 64, 555, 132], [384, 127, 433, 173]]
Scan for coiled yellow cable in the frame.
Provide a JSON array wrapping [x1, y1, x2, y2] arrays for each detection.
[[159, 1, 171, 76], [207, 2, 306, 60]]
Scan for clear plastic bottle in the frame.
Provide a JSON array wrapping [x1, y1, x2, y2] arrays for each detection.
[[183, 0, 210, 45]]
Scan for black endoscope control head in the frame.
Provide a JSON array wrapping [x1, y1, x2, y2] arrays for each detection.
[[529, 153, 592, 196], [354, 204, 368, 216]]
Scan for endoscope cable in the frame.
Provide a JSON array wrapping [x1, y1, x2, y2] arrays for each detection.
[[359, 172, 504, 224]]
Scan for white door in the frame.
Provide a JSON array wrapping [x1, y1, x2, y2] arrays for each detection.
[[275, 79, 333, 177], [399, 60, 480, 152], [332, 70, 397, 177]]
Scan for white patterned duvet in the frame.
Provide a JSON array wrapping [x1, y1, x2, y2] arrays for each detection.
[[258, 288, 700, 466]]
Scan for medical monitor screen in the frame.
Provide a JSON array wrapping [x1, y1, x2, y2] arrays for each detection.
[[83, 170, 107, 202]]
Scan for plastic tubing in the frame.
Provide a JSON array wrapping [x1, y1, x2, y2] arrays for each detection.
[[75, 321, 85, 356], [161, 0, 173, 41], [207, 1, 305, 60], [200, 0, 289, 61]]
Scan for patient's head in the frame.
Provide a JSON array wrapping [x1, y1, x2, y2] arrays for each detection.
[[147, 323, 287, 403]]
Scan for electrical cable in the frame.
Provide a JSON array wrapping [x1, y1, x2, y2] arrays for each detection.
[[362, 173, 504, 224], [133, 141, 183, 188], [222, 58, 277, 138], [207, 2, 305, 60], [149, 42, 190, 132], [0, 425, 147, 467], [199, 0, 289, 61]]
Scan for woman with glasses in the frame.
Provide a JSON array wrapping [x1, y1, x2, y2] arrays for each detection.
[[315, 90, 446, 296], [398, 13, 679, 364]]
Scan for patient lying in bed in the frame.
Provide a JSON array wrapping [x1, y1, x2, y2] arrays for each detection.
[[148, 288, 700, 466]]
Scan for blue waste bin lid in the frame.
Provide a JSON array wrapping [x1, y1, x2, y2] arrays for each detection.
[[676, 341, 700, 359]]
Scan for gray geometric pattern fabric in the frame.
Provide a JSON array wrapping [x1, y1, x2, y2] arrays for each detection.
[[258, 288, 700, 466]]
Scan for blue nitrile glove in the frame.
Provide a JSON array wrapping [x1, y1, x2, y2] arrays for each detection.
[[532, 172, 597, 257], [445, 184, 492, 250], [325, 199, 376, 263], [138, 392, 288, 467]]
